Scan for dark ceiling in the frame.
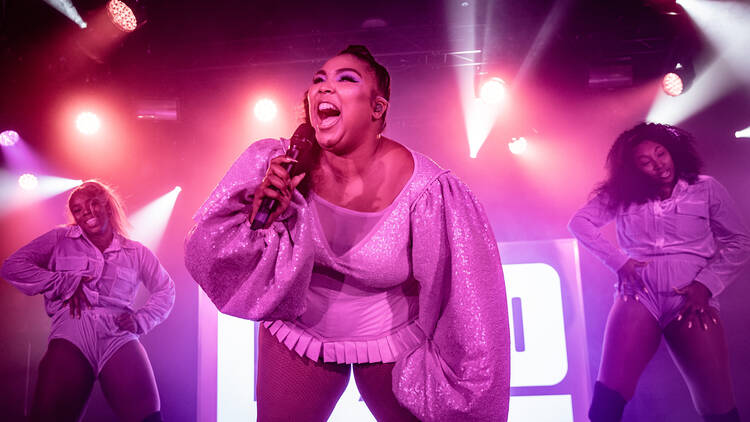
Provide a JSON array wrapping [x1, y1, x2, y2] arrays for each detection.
[[0, 0, 707, 130]]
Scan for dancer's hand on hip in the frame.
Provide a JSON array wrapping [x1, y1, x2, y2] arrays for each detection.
[[674, 281, 715, 330], [65, 277, 92, 318], [616, 259, 648, 301], [115, 312, 140, 334]]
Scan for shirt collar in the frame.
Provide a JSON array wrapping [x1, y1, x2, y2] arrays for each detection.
[[65, 225, 135, 251]]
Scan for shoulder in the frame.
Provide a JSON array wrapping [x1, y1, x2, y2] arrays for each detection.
[[238, 138, 287, 163], [688, 175, 727, 196], [403, 149, 451, 205], [119, 236, 158, 261]]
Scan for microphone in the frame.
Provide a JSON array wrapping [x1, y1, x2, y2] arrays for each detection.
[[250, 123, 316, 230]]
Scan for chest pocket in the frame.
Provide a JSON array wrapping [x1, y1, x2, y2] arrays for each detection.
[[55, 256, 88, 272], [619, 205, 649, 241], [110, 267, 138, 301], [674, 202, 709, 239]]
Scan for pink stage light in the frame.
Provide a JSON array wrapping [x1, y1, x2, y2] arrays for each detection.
[[662, 72, 684, 96], [479, 77, 507, 105], [509, 137, 528, 155], [0, 130, 20, 147], [107, 0, 137, 32], [254, 99, 278, 122], [75, 111, 101, 135], [18, 173, 39, 191]]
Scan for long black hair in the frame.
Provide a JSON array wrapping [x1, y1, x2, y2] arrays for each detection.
[[595, 122, 702, 211]]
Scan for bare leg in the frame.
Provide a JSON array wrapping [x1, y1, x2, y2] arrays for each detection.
[[256, 326, 350, 422], [31, 339, 95, 422], [590, 296, 663, 421], [352, 362, 419, 422], [98, 340, 160, 422], [663, 308, 736, 416], [597, 296, 663, 400]]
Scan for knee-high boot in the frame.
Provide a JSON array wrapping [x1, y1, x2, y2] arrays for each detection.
[[704, 408, 740, 422], [589, 381, 627, 422]]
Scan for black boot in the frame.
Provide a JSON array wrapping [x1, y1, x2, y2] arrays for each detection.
[[589, 381, 627, 422], [142, 411, 164, 422], [704, 408, 740, 422]]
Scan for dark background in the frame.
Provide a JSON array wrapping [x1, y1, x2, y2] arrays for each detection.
[[1, 1, 748, 421]]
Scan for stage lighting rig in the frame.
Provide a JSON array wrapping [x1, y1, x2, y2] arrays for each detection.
[[107, 0, 147, 33], [661, 61, 695, 96]]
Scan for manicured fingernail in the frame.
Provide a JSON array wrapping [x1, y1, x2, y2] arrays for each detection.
[[677, 314, 682, 321], [623, 295, 628, 302], [635, 294, 640, 302], [643, 287, 648, 293], [688, 321, 693, 329], [703, 323, 708, 331], [712, 318, 718, 325]]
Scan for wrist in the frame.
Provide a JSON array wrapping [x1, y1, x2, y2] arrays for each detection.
[[691, 281, 712, 298]]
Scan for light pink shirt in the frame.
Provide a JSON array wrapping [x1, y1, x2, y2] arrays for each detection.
[[569, 176, 750, 296], [1, 225, 175, 335]]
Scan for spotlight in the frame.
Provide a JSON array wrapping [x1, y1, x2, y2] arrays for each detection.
[[254, 99, 278, 122], [107, 0, 139, 32], [479, 77, 507, 105], [661, 62, 695, 96], [18, 174, 39, 191], [129, 186, 182, 250], [0, 130, 20, 147], [736, 126, 750, 139], [76, 112, 101, 135], [43, 0, 87, 28], [508, 137, 528, 155]]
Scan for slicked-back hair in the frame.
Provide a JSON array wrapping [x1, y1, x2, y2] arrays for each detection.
[[67, 180, 131, 237], [594, 122, 703, 212]]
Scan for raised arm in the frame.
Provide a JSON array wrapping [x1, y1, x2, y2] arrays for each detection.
[[184, 139, 315, 321]]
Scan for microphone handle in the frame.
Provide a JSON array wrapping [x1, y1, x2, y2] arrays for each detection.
[[250, 146, 301, 230]]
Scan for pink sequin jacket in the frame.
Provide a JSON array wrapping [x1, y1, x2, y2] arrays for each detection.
[[185, 139, 510, 421]]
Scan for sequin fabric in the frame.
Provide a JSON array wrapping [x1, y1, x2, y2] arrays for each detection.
[[184, 138, 510, 421]]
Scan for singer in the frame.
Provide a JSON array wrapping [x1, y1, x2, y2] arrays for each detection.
[[569, 123, 750, 422], [1, 180, 175, 422], [185, 45, 510, 421]]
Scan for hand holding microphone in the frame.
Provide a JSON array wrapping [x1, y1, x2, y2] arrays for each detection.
[[250, 123, 315, 230]]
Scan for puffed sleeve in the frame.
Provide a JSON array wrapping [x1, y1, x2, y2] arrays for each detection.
[[184, 139, 315, 321], [568, 193, 629, 272], [693, 177, 750, 296], [394, 173, 510, 422], [133, 243, 176, 335], [1, 227, 81, 300]]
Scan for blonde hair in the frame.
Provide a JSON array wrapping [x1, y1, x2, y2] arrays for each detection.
[[67, 180, 131, 237]]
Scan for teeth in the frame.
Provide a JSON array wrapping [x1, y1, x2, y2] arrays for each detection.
[[86, 217, 97, 226], [318, 102, 338, 111]]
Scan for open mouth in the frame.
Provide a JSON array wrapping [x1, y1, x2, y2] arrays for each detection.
[[317, 102, 341, 129], [85, 217, 98, 227]]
